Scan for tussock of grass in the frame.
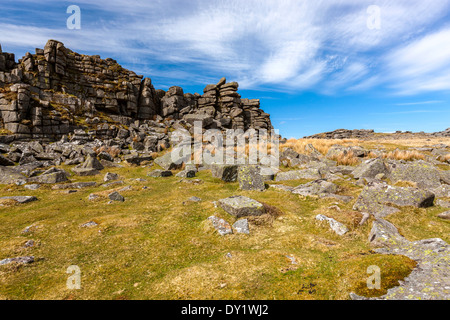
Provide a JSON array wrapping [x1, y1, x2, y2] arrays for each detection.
[[281, 138, 358, 156], [382, 149, 425, 161], [330, 151, 360, 166]]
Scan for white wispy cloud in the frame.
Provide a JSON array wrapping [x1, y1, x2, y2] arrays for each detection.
[[2, 0, 450, 94]]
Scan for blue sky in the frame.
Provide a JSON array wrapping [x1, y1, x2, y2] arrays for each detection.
[[1, 0, 450, 138]]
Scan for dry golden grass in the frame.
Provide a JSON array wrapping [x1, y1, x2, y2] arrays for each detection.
[[382, 149, 425, 161], [281, 138, 359, 156], [329, 151, 360, 166]]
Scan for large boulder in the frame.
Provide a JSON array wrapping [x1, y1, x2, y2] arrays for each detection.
[[316, 214, 349, 236], [28, 168, 68, 184], [154, 152, 188, 170], [353, 183, 435, 218], [275, 169, 322, 182], [368, 218, 408, 247], [218, 196, 266, 218], [352, 158, 389, 179], [388, 161, 442, 189], [0, 166, 27, 184], [238, 165, 265, 191], [0, 154, 15, 166], [291, 179, 338, 196], [72, 154, 104, 176], [208, 216, 233, 236], [211, 164, 238, 182], [0, 196, 38, 204]]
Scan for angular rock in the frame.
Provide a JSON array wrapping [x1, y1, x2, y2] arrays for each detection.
[[0, 196, 38, 204], [315, 214, 349, 236], [208, 216, 233, 236], [352, 158, 389, 179], [437, 211, 450, 220], [368, 218, 407, 247], [233, 219, 250, 234], [72, 154, 104, 176], [154, 152, 188, 170], [108, 191, 124, 202], [0, 256, 34, 266], [218, 196, 265, 218], [104, 172, 119, 182], [275, 169, 322, 182], [148, 169, 173, 177], [291, 179, 338, 196], [389, 161, 442, 189], [0, 154, 15, 166], [211, 164, 238, 182], [238, 165, 265, 191], [353, 183, 435, 217]]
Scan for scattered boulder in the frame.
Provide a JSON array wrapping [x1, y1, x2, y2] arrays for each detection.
[[352, 158, 389, 179], [238, 165, 265, 191], [108, 191, 124, 202], [315, 214, 349, 236], [0, 166, 27, 184], [52, 181, 96, 190], [436, 199, 450, 208], [104, 172, 119, 182], [353, 183, 435, 218], [24, 184, 41, 190], [388, 161, 442, 190], [368, 218, 407, 247], [437, 211, 450, 220], [148, 169, 173, 177], [291, 179, 338, 196], [0, 154, 15, 166], [72, 154, 104, 176], [175, 170, 196, 178], [211, 164, 238, 182], [218, 196, 266, 218], [0, 196, 38, 204], [233, 219, 250, 234], [275, 169, 322, 181], [80, 221, 99, 228], [154, 152, 188, 170], [28, 168, 68, 184], [208, 216, 233, 236], [0, 256, 34, 266]]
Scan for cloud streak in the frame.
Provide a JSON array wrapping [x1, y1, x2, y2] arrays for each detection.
[[1, 0, 450, 95]]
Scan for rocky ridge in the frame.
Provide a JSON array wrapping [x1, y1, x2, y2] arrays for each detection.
[[0, 40, 272, 143]]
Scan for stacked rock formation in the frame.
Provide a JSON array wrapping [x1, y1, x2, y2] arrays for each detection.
[[0, 40, 272, 142]]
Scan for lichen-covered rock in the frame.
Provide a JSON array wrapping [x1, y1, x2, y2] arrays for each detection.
[[437, 211, 450, 220], [108, 191, 124, 202], [315, 214, 349, 236], [211, 164, 238, 182], [154, 152, 188, 171], [147, 169, 173, 177], [218, 196, 265, 218], [368, 218, 408, 247], [238, 165, 265, 191], [275, 169, 322, 181], [352, 224, 450, 300], [0, 196, 38, 204], [388, 161, 442, 189], [0, 166, 27, 184], [233, 219, 250, 234], [28, 168, 68, 184], [0, 256, 34, 266], [353, 183, 435, 218], [72, 154, 104, 176], [208, 216, 233, 236], [352, 158, 389, 179], [291, 179, 338, 196]]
